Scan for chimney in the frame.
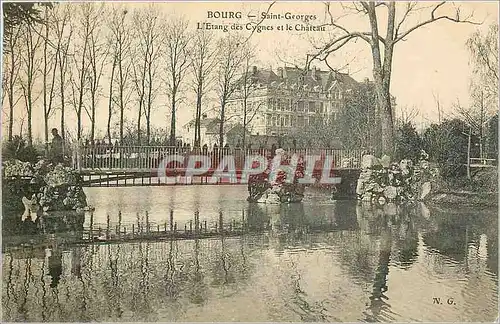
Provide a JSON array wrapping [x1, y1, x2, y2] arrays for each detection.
[[252, 66, 257, 75], [277, 67, 284, 78]]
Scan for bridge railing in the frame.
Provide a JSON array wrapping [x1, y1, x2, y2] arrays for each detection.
[[74, 145, 363, 171], [469, 157, 497, 167]]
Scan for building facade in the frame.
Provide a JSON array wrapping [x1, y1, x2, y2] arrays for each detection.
[[224, 66, 364, 138]]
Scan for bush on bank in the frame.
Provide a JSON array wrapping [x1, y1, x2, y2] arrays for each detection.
[[2, 159, 87, 212]]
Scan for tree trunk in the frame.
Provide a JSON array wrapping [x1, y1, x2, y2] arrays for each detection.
[[8, 90, 14, 142], [219, 100, 225, 148], [242, 100, 247, 150], [170, 92, 176, 146], [195, 83, 202, 147], [107, 56, 117, 145], [27, 101, 32, 146], [8, 59, 15, 141], [119, 89, 124, 144], [91, 97, 96, 142], [59, 52, 67, 141], [43, 10, 49, 152], [378, 82, 394, 156]]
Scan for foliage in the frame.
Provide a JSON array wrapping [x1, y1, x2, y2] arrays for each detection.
[[466, 24, 499, 102], [2, 2, 52, 51], [2, 159, 87, 211], [487, 114, 498, 159], [335, 81, 377, 150], [395, 122, 422, 163], [2, 136, 42, 163], [422, 119, 478, 178]]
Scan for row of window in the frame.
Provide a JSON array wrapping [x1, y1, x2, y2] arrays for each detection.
[[265, 113, 337, 127], [268, 98, 327, 113], [267, 98, 344, 113]]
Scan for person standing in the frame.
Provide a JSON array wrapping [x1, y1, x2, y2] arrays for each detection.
[[49, 128, 64, 164]]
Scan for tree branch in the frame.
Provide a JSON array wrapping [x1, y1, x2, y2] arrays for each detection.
[[395, 2, 481, 44]]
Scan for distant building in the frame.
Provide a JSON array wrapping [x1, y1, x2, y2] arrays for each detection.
[[183, 114, 221, 148], [224, 66, 365, 139]]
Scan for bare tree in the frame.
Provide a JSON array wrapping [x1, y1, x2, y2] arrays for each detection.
[[86, 3, 108, 142], [189, 30, 217, 148], [3, 24, 23, 142], [396, 105, 419, 127], [54, 3, 72, 141], [42, 5, 65, 151], [69, 3, 100, 141], [132, 5, 163, 145], [109, 6, 133, 144], [164, 17, 190, 146], [239, 45, 264, 149], [454, 86, 493, 159], [308, 2, 478, 155], [215, 34, 246, 147], [19, 22, 43, 146], [106, 53, 117, 145]]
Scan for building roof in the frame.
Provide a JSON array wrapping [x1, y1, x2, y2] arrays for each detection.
[[237, 66, 360, 91], [184, 117, 221, 134]]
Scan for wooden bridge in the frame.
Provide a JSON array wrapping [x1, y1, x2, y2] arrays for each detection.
[[72, 145, 363, 187]]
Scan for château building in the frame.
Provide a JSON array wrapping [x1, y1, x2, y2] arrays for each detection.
[[183, 66, 382, 149], [224, 66, 368, 139]]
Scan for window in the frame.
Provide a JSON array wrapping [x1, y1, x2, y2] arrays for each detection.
[[298, 101, 304, 112], [273, 115, 278, 126], [266, 114, 271, 126], [268, 98, 276, 111], [298, 116, 305, 127], [309, 101, 315, 113], [280, 116, 284, 126], [319, 102, 324, 113], [288, 99, 292, 111]]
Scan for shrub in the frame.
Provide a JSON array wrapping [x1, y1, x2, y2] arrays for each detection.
[[422, 119, 478, 178], [2, 136, 42, 163], [395, 122, 422, 163]]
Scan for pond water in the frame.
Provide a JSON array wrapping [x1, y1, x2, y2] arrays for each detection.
[[2, 185, 498, 322]]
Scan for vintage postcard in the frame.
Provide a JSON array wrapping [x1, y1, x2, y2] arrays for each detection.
[[2, 1, 499, 322]]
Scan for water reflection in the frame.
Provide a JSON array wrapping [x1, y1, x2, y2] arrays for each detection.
[[2, 188, 498, 322]]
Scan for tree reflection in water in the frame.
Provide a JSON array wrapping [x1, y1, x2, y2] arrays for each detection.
[[1, 198, 498, 322]]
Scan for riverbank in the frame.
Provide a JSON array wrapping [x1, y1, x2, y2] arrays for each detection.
[[426, 191, 498, 208], [425, 168, 498, 208]]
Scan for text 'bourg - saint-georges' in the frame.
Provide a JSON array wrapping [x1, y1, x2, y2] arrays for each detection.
[[196, 10, 326, 33]]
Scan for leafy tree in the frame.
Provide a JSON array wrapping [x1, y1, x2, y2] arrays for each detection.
[[3, 2, 52, 52], [395, 122, 422, 163], [335, 81, 377, 151], [486, 113, 498, 159], [2, 136, 41, 163], [422, 119, 478, 178]]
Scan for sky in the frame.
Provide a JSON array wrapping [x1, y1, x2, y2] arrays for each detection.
[[2, 1, 499, 142]]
